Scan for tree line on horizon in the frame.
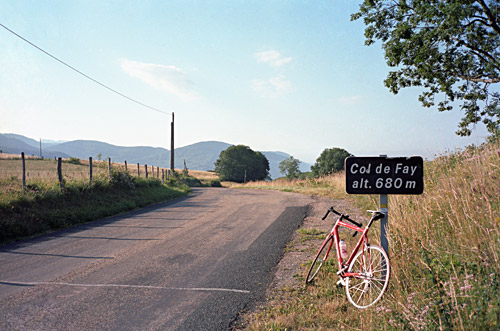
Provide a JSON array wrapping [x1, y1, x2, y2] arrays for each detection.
[[214, 145, 351, 182]]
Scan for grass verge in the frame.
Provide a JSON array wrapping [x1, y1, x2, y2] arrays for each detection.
[[0, 170, 191, 244], [237, 142, 500, 330]]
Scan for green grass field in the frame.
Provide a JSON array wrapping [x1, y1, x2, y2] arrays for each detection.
[[0, 156, 194, 243]]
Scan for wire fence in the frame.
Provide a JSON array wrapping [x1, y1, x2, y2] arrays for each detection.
[[0, 153, 174, 192]]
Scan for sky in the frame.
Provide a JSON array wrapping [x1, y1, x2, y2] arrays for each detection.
[[0, 0, 490, 164]]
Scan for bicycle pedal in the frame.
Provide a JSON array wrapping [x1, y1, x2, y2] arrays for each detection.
[[336, 279, 346, 287]]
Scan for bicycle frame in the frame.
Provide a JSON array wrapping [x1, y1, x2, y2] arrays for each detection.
[[329, 216, 372, 278]]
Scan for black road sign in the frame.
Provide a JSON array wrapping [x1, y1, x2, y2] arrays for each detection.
[[345, 156, 424, 195]]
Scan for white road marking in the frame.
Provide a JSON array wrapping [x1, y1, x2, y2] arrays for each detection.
[[0, 280, 250, 294]]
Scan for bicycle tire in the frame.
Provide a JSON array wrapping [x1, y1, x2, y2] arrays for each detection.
[[305, 235, 334, 284], [345, 244, 390, 308]]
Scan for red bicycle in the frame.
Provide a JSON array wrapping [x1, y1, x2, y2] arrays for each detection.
[[305, 207, 390, 309]]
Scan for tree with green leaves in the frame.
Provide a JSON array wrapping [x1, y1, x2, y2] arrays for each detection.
[[352, 0, 500, 137], [311, 147, 352, 177], [214, 145, 270, 183], [279, 156, 301, 180]]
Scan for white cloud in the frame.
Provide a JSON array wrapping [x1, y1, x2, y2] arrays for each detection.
[[338, 95, 363, 105], [252, 75, 293, 97], [254, 50, 292, 67], [120, 59, 199, 101]]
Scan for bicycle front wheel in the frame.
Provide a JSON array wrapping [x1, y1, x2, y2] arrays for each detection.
[[345, 244, 390, 308], [305, 235, 333, 284]]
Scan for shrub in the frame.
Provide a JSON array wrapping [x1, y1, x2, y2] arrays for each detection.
[[110, 170, 135, 190], [65, 157, 81, 165], [179, 176, 203, 187], [210, 180, 222, 187]]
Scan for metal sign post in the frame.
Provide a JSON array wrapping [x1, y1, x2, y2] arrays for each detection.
[[379, 193, 389, 257], [379, 155, 389, 257]]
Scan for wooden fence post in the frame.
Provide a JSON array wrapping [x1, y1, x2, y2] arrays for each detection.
[[162, 169, 165, 184], [137, 163, 140, 177], [21, 152, 26, 193], [89, 157, 93, 184], [108, 158, 112, 179], [124, 160, 128, 173], [157, 166, 159, 178], [145, 164, 148, 178], [57, 157, 64, 190]]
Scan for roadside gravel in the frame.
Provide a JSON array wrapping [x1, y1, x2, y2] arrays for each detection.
[[233, 195, 367, 329], [268, 196, 365, 292]]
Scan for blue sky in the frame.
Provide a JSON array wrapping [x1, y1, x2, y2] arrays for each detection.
[[0, 0, 489, 164]]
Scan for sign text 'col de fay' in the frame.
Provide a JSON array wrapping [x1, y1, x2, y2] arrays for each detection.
[[345, 156, 424, 195], [344, 155, 424, 257]]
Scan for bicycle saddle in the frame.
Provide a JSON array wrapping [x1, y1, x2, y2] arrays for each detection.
[[367, 210, 386, 221]]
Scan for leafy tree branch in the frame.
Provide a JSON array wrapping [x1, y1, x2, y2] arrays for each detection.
[[353, 0, 500, 137]]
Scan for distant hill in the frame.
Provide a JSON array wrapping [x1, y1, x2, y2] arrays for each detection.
[[175, 141, 232, 172], [0, 133, 311, 179], [45, 140, 169, 167], [0, 134, 70, 159], [2, 134, 65, 148]]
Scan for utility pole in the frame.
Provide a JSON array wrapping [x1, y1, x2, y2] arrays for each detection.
[[170, 112, 175, 171]]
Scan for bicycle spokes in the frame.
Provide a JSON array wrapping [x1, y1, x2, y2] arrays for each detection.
[[346, 245, 390, 309]]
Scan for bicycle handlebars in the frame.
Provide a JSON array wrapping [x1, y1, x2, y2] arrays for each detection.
[[322, 207, 386, 238], [322, 207, 363, 228]]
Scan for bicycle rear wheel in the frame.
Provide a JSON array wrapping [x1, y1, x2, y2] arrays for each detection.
[[345, 244, 389, 308], [305, 235, 334, 284]]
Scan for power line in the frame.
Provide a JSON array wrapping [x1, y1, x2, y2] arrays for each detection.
[[0, 23, 171, 116]]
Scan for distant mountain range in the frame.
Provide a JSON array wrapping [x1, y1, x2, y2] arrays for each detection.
[[0, 133, 311, 179]]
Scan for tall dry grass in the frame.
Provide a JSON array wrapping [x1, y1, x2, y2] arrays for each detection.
[[240, 142, 500, 330], [187, 169, 219, 181], [225, 174, 347, 199], [382, 143, 500, 330], [0, 158, 101, 182]]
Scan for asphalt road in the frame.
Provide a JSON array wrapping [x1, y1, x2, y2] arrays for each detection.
[[0, 188, 313, 330]]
